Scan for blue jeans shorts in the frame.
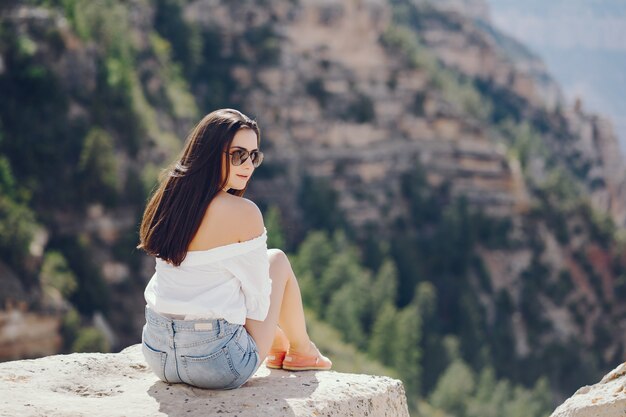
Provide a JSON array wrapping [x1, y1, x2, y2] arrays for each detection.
[[141, 305, 261, 390]]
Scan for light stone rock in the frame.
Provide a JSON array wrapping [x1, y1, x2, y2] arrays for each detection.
[[550, 362, 626, 417], [0, 344, 410, 417]]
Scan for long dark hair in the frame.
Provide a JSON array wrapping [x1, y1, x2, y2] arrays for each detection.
[[137, 108, 260, 266]]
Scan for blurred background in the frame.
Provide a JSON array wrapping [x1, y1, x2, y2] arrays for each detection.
[[489, 0, 626, 152], [1, 0, 625, 416]]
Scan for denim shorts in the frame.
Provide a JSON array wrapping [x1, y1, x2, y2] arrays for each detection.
[[141, 305, 261, 390]]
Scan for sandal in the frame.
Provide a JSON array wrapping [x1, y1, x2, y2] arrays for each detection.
[[281, 341, 332, 371], [265, 348, 287, 369]]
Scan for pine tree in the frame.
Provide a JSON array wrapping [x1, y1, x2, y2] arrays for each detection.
[[327, 281, 367, 348], [319, 250, 365, 314], [394, 301, 422, 400], [78, 127, 118, 204], [290, 230, 334, 311], [429, 359, 475, 417], [368, 301, 398, 367], [291, 230, 333, 279], [414, 281, 441, 395], [264, 205, 286, 249], [371, 258, 399, 316]]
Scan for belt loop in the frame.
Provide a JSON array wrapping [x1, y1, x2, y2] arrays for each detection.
[[166, 318, 174, 336]]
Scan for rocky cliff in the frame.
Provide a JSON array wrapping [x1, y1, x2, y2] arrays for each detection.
[[226, 0, 626, 230], [550, 361, 626, 417], [0, 344, 410, 417]]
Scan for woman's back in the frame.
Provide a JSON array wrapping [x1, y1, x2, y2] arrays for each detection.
[[187, 192, 265, 253], [144, 190, 271, 325]]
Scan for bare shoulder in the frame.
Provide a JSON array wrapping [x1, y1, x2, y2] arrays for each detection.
[[188, 194, 265, 250], [205, 194, 264, 242]]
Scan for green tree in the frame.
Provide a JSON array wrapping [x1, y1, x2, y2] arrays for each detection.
[[0, 155, 16, 198], [290, 230, 334, 311], [368, 301, 398, 367], [465, 367, 503, 417], [265, 205, 286, 249], [0, 194, 38, 268], [371, 258, 399, 316], [414, 281, 437, 319], [40, 250, 78, 298], [298, 175, 344, 232], [415, 281, 444, 395], [291, 230, 334, 279], [499, 119, 548, 171], [78, 127, 118, 204], [394, 301, 422, 401], [379, 25, 436, 71], [153, 0, 203, 76], [319, 249, 364, 313], [72, 326, 110, 353], [0, 154, 39, 269], [327, 280, 368, 349], [459, 291, 490, 370], [502, 376, 552, 417], [429, 359, 475, 417], [60, 307, 81, 351]]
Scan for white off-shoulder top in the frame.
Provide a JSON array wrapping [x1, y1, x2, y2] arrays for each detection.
[[144, 227, 272, 324]]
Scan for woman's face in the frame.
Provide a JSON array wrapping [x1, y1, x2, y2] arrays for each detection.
[[221, 128, 259, 191]]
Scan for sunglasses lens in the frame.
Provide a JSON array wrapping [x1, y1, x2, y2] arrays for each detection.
[[251, 151, 263, 167], [229, 150, 263, 167], [231, 150, 246, 166]]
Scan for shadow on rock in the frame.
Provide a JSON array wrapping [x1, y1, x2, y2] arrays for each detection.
[[146, 367, 319, 416]]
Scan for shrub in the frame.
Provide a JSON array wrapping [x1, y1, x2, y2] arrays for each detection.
[[71, 326, 110, 353], [78, 127, 118, 204], [40, 250, 78, 298]]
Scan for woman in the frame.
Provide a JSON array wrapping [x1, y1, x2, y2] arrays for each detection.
[[136, 108, 332, 390]]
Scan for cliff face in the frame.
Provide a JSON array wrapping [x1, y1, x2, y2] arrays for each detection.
[[174, 0, 626, 231], [185, 0, 518, 225], [410, 0, 561, 112], [415, 0, 626, 226]]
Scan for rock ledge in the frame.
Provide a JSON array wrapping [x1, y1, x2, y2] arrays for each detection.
[[550, 361, 626, 417], [0, 344, 409, 417]]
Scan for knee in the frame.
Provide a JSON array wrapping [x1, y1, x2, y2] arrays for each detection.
[[268, 248, 289, 268], [267, 248, 292, 283]]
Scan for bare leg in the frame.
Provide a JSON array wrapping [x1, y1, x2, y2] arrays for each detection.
[[271, 326, 289, 352], [244, 249, 314, 362], [278, 266, 313, 354]]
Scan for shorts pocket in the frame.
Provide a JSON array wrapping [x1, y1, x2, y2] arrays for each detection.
[[180, 347, 240, 389], [232, 326, 253, 355], [142, 341, 168, 382]]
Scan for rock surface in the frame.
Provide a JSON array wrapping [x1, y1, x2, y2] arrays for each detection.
[[550, 361, 626, 417], [0, 344, 410, 417]]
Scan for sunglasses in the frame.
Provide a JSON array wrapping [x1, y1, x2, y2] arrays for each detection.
[[225, 149, 264, 168]]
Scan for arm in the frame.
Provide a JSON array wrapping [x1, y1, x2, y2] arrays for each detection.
[[224, 199, 271, 321], [222, 243, 272, 321]]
